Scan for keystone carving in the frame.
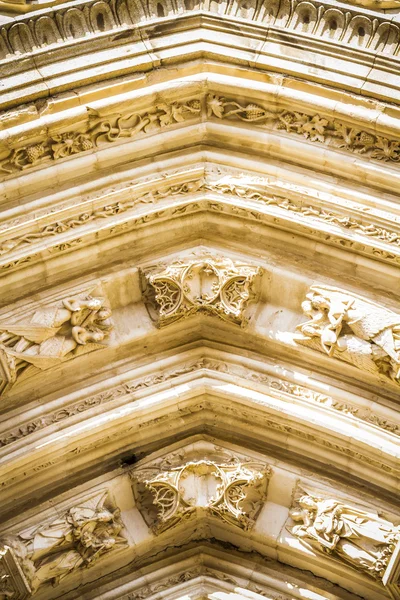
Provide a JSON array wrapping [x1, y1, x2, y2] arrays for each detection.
[[132, 458, 271, 534], [0, 287, 112, 395], [289, 493, 400, 582], [296, 285, 400, 384], [2, 491, 126, 594], [142, 256, 262, 327]]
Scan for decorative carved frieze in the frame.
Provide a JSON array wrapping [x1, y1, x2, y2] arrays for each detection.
[[0, 287, 112, 395], [0, 102, 201, 175], [296, 285, 400, 384], [1, 355, 399, 450], [3, 491, 126, 594], [206, 95, 400, 163], [1, 175, 400, 276], [289, 493, 400, 583], [132, 454, 271, 534], [1, 92, 399, 184], [142, 256, 262, 327]]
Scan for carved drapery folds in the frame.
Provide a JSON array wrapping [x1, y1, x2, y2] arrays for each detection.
[[1, 491, 126, 595], [296, 285, 400, 384], [142, 256, 262, 327], [0, 287, 112, 395], [289, 493, 400, 583], [132, 457, 271, 534]]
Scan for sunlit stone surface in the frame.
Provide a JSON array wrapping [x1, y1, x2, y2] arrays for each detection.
[[0, 0, 399, 599]]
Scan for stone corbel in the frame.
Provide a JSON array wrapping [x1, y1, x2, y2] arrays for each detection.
[[131, 458, 271, 534], [141, 255, 262, 327]]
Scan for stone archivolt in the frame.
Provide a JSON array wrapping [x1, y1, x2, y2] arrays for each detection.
[[289, 492, 400, 585], [131, 455, 271, 534], [0, 287, 112, 396], [296, 285, 400, 385], [142, 256, 262, 327]]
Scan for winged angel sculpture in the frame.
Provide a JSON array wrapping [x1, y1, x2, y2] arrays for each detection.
[[0, 292, 112, 395], [4, 491, 126, 592], [296, 285, 400, 383]]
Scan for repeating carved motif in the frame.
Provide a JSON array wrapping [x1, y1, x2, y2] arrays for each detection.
[[206, 95, 400, 163], [0, 101, 201, 175], [0, 288, 112, 395], [1, 91, 400, 185], [1, 491, 126, 594], [289, 493, 400, 582], [0, 179, 205, 258], [0, 0, 399, 67], [142, 256, 262, 327], [296, 285, 400, 384], [1, 355, 398, 450], [132, 456, 270, 534], [1, 176, 400, 275]]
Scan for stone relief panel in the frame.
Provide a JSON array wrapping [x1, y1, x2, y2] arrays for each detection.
[[141, 255, 262, 327], [295, 285, 400, 384], [131, 444, 271, 534], [0, 491, 126, 595], [0, 285, 112, 395], [288, 492, 400, 583]]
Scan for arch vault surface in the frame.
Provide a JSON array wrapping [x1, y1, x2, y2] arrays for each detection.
[[0, 1, 399, 599]]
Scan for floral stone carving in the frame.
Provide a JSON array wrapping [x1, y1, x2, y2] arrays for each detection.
[[132, 459, 271, 534], [0, 287, 112, 395], [295, 285, 400, 384], [289, 493, 400, 582], [142, 256, 262, 327], [2, 491, 126, 593]]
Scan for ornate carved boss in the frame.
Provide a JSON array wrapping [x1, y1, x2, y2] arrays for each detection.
[[132, 459, 271, 534], [289, 493, 400, 584], [0, 491, 126, 596], [296, 285, 400, 384], [142, 256, 262, 327], [0, 287, 112, 395]]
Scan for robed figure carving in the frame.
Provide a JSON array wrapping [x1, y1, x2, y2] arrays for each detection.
[[290, 494, 400, 580], [17, 491, 126, 591]]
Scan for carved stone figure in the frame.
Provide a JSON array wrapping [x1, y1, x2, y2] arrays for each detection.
[[0, 291, 112, 395], [132, 459, 270, 534], [296, 285, 400, 383], [289, 494, 400, 580], [142, 256, 262, 327], [14, 491, 125, 592]]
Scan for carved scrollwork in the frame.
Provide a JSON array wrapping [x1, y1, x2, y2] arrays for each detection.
[[132, 458, 271, 534], [2, 491, 126, 594], [289, 492, 400, 583], [296, 284, 400, 384], [206, 94, 400, 163], [0, 287, 112, 395], [142, 256, 262, 327]]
